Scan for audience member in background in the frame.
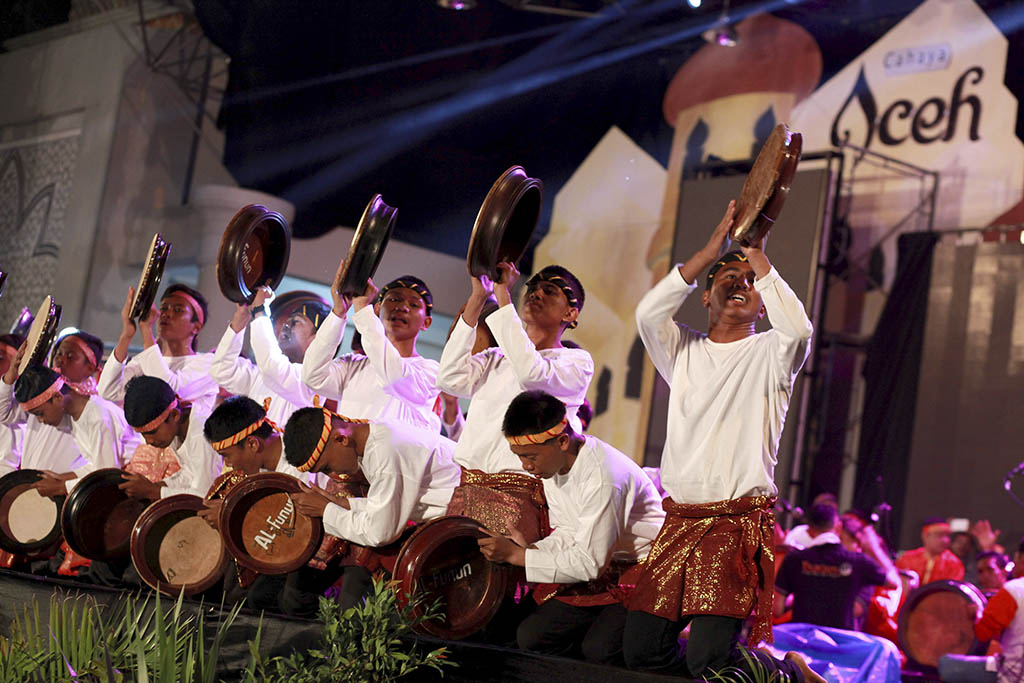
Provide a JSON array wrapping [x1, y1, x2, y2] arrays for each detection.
[[774, 504, 897, 631], [896, 517, 965, 585], [783, 492, 839, 549], [977, 551, 1010, 597], [951, 531, 980, 585]]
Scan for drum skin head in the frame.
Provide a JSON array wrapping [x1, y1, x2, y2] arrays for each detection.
[[19, 296, 61, 375], [898, 579, 988, 670], [131, 494, 229, 596], [337, 195, 397, 298], [61, 468, 148, 561], [467, 166, 543, 281], [218, 472, 323, 575], [130, 233, 172, 321], [731, 123, 802, 247], [216, 204, 292, 304], [0, 469, 63, 556], [393, 516, 513, 640]]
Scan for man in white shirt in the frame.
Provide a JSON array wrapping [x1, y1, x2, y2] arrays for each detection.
[[99, 284, 219, 413], [0, 334, 26, 475], [627, 201, 819, 682], [118, 375, 220, 501], [301, 263, 441, 433], [210, 287, 329, 427], [13, 365, 141, 496], [285, 406, 461, 611], [436, 262, 593, 542], [478, 390, 665, 664]]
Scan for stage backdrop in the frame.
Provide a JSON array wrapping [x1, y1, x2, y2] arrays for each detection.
[[898, 240, 1024, 549]]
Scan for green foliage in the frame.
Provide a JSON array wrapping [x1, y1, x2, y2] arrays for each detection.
[[705, 647, 793, 683], [243, 578, 455, 683]]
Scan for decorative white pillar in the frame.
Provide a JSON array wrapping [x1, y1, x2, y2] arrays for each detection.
[[191, 184, 295, 351]]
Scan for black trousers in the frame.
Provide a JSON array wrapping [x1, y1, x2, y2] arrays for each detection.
[[517, 600, 627, 666], [248, 564, 373, 618], [622, 610, 805, 681]]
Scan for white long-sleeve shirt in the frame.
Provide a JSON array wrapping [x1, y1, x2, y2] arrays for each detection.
[[322, 421, 460, 547], [66, 396, 144, 490], [635, 265, 813, 504], [98, 345, 219, 414], [0, 381, 85, 473], [436, 305, 594, 474], [156, 405, 222, 499], [209, 316, 314, 427], [525, 436, 666, 584], [0, 424, 23, 476], [301, 307, 441, 432]]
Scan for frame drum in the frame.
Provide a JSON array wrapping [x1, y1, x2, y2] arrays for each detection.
[[898, 579, 988, 670], [130, 233, 172, 321], [731, 123, 802, 247], [393, 516, 514, 640], [131, 494, 229, 596], [218, 472, 323, 575], [467, 166, 543, 280], [337, 194, 397, 297], [18, 296, 62, 375], [0, 470, 63, 556], [61, 468, 149, 561], [216, 204, 291, 304]]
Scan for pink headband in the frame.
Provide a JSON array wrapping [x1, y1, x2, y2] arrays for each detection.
[[165, 292, 205, 327], [19, 377, 65, 412], [133, 398, 179, 433], [60, 335, 98, 368]]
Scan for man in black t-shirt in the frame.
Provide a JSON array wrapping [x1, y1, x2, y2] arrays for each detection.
[[775, 504, 897, 631]]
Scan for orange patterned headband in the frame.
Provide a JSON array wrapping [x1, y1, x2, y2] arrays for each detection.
[[19, 377, 65, 412], [209, 398, 281, 451], [166, 292, 205, 327], [923, 522, 951, 535], [505, 416, 569, 446], [133, 398, 179, 433], [296, 408, 369, 473], [61, 335, 98, 368]]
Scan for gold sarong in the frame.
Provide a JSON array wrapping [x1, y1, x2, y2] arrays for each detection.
[[445, 468, 550, 543], [629, 495, 776, 645]]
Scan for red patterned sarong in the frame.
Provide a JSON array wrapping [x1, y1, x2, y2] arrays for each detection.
[[533, 560, 642, 608], [445, 468, 550, 543], [629, 495, 776, 645]]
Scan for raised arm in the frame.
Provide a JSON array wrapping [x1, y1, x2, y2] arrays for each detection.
[[250, 314, 314, 405], [489, 305, 593, 397], [209, 315, 259, 396], [134, 346, 218, 408], [353, 306, 437, 403]]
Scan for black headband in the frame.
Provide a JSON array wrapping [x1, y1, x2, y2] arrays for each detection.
[[377, 276, 433, 315], [705, 251, 749, 290]]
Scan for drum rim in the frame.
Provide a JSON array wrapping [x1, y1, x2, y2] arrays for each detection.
[[0, 469, 64, 555], [18, 296, 61, 375], [216, 204, 292, 304], [129, 234, 172, 322], [393, 515, 512, 640], [130, 493, 229, 597], [0, 270, 7, 299], [218, 471, 324, 575], [730, 124, 802, 247], [897, 578, 988, 670], [60, 468, 146, 561], [467, 166, 544, 280], [337, 194, 397, 298]]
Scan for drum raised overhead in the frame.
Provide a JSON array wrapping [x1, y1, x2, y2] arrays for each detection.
[[0, 470, 63, 557], [131, 494, 229, 596], [61, 468, 149, 561], [731, 123, 802, 247], [337, 195, 397, 298], [18, 296, 62, 375], [467, 166, 543, 280], [898, 579, 988, 670], [218, 472, 323, 575], [130, 233, 172, 321], [393, 516, 514, 640], [217, 204, 292, 304]]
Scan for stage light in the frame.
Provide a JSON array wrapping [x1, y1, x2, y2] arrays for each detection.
[[438, 0, 476, 9], [701, 0, 737, 47], [687, 0, 701, 8]]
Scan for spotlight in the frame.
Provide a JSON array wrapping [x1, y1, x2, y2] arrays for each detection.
[[687, 0, 701, 7], [701, 0, 737, 47], [438, 0, 476, 8]]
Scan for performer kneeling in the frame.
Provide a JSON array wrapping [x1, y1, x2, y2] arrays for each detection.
[[436, 262, 593, 542], [478, 390, 665, 665], [628, 201, 821, 682], [119, 376, 221, 501], [283, 407, 461, 610]]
